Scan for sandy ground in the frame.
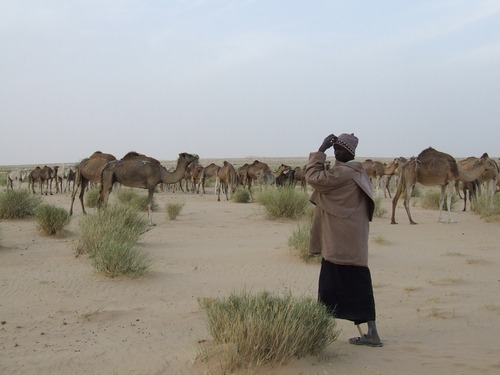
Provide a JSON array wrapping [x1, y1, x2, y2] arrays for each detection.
[[1, 179, 500, 375]]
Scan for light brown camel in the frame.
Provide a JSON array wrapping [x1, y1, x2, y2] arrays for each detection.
[[190, 164, 205, 194], [456, 155, 498, 211], [200, 163, 221, 194], [292, 165, 307, 191], [362, 159, 385, 197], [237, 163, 250, 189], [381, 158, 402, 198], [473, 153, 498, 199], [242, 160, 275, 192], [391, 147, 459, 225], [99, 152, 199, 226], [7, 169, 29, 190], [216, 161, 238, 201], [69, 151, 117, 215]]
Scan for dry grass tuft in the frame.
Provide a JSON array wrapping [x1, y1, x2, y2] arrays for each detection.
[[197, 290, 339, 372]]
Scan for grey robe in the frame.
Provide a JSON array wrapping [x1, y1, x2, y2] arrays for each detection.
[[305, 152, 374, 267]]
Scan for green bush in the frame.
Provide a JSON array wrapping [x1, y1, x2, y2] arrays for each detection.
[[85, 187, 101, 208], [117, 188, 157, 212], [34, 204, 70, 235], [77, 204, 151, 277], [166, 202, 184, 220], [231, 187, 251, 203], [0, 189, 42, 219], [421, 189, 458, 211], [198, 290, 338, 372], [255, 187, 309, 219], [91, 231, 151, 278]]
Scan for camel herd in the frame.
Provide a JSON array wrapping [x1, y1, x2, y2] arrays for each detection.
[[3, 147, 500, 225]]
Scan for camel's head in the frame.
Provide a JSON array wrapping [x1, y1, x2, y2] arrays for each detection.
[[179, 153, 199, 166]]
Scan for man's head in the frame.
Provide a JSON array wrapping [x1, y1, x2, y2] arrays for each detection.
[[333, 133, 358, 162]]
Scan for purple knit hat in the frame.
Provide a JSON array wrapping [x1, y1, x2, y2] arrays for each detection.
[[334, 133, 358, 155]]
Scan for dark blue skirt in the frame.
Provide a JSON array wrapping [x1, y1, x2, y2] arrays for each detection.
[[318, 258, 376, 325]]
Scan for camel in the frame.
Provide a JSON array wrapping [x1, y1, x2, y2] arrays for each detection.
[[362, 159, 385, 197], [69, 151, 117, 215], [216, 161, 238, 201], [29, 166, 55, 195], [200, 163, 221, 194], [190, 164, 205, 193], [7, 169, 29, 190], [56, 164, 76, 193], [243, 160, 275, 192], [456, 154, 499, 210], [381, 158, 402, 198], [276, 166, 295, 187], [292, 166, 307, 191], [98, 152, 199, 226], [272, 164, 292, 186], [391, 147, 459, 225]]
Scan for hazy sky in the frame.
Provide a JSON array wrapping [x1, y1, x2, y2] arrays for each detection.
[[2, 0, 499, 165]]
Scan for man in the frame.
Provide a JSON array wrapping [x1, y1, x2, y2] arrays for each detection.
[[305, 133, 383, 347]]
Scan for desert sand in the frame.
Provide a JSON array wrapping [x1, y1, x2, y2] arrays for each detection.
[[1, 160, 500, 375]]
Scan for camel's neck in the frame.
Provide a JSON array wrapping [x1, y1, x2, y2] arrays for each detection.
[[385, 162, 398, 174], [160, 161, 191, 184]]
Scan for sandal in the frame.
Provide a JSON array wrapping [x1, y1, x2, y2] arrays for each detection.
[[349, 334, 383, 347]]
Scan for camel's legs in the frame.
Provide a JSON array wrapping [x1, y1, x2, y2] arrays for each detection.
[[403, 184, 417, 225], [79, 180, 88, 215], [147, 188, 155, 226]]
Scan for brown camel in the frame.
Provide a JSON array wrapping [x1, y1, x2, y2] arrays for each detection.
[[99, 152, 199, 226], [29, 166, 55, 195], [200, 163, 221, 194], [69, 151, 117, 215], [216, 161, 238, 201], [391, 147, 459, 225], [272, 164, 292, 186]]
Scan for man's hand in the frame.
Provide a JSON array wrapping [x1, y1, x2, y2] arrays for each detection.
[[318, 134, 337, 153]]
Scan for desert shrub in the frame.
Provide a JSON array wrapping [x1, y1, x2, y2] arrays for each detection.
[[373, 196, 387, 218], [472, 193, 500, 221], [198, 290, 338, 372], [166, 202, 184, 220], [77, 204, 150, 277], [232, 187, 251, 203], [0, 189, 42, 219], [255, 187, 309, 219], [85, 187, 101, 208], [421, 189, 458, 210], [117, 188, 157, 212], [288, 204, 319, 263], [91, 231, 151, 278], [34, 204, 70, 235]]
